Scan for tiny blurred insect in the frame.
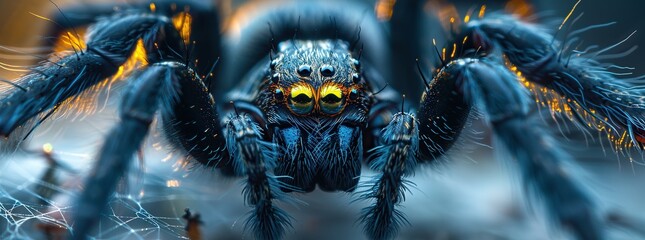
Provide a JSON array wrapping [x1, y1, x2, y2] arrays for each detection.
[[0, 0, 643, 239]]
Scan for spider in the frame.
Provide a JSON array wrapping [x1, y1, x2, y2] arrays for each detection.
[[0, 0, 643, 239]]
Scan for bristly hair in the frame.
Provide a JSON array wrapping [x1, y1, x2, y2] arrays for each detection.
[[223, 113, 293, 240], [225, 113, 278, 175], [456, 56, 602, 240], [357, 112, 419, 240], [483, 12, 645, 158]]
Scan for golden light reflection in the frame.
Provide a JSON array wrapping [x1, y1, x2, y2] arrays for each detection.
[[425, 0, 460, 31], [166, 179, 180, 188], [478, 5, 487, 19], [149, 3, 156, 13], [53, 30, 87, 54], [57, 38, 148, 118], [111, 39, 148, 82], [42, 143, 53, 154], [505, 0, 535, 20], [375, 0, 397, 21], [559, 0, 582, 30], [506, 58, 637, 153], [223, 1, 272, 40], [172, 11, 193, 45]]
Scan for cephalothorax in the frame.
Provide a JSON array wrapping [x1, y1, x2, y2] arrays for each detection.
[[257, 40, 371, 192], [0, 1, 643, 240]]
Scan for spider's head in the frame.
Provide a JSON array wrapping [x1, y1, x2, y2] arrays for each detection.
[[265, 40, 369, 118], [257, 39, 371, 192]]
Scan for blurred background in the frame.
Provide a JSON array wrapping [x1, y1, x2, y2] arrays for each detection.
[[0, 0, 645, 239]]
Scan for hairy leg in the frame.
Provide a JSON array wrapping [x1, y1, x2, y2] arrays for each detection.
[[362, 56, 601, 240], [455, 57, 601, 240], [0, 14, 180, 136], [43, 0, 221, 76], [360, 56, 471, 240], [465, 14, 645, 148], [72, 64, 176, 239]]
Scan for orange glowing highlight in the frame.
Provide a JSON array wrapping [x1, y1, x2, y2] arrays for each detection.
[[56, 38, 148, 118], [425, 0, 460, 31], [450, 43, 457, 58], [111, 39, 148, 81], [375, 0, 397, 21], [172, 11, 193, 45], [478, 5, 487, 18], [442, 47, 446, 61], [53, 29, 87, 53], [505, 0, 535, 20], [43, 143, 53, 154], [149, 3, 156, 12], [507, 58, 638, 152]]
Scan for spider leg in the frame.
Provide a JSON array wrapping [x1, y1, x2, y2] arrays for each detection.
[[71, 64, 177, 239], [360, 62, 471, 240], [0, 14, 181, 136], [72, 60, 290, 239], [358, 112, 418, 240], [160, 64, 228, 168], [167, 69, 291, 238], [465, 15, 645, 148], [162, 62, 293, 238], [225, 112, 292, 240], [446, 57, 601, 240], [362, 56, 601, 240], [43, 1, 221, 77], [5, 4, 286, 238], [66, 59, 289, 239]]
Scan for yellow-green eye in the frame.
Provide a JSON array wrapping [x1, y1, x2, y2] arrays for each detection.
[[319, 83, 345, 115], [288, 83, 314, 114]]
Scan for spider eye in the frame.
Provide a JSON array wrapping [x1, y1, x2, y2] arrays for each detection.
[[319, 83, 345, 115], [288, 83, 314, 114]]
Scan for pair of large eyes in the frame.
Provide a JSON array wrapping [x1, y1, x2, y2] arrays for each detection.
[[288, 83, 346, 115]]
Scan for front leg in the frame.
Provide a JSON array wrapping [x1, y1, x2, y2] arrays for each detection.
[[361, 57, 601, 240], [224, 112, 292, 240], [71, 61, 290, 239], [158, 65, 290, 239], [359, 112, 418, 240], [360, 61, 470, 240]]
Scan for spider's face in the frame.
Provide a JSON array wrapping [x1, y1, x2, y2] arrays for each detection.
[[258, 40, 371, 192], [269, 40, 365, 117]]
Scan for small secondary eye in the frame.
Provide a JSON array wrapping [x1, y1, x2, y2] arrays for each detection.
[[349, 88, 358, 100], [297, 65, 312, 77], [320, 65, 335, 77], [274, 87, 284, 100]]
